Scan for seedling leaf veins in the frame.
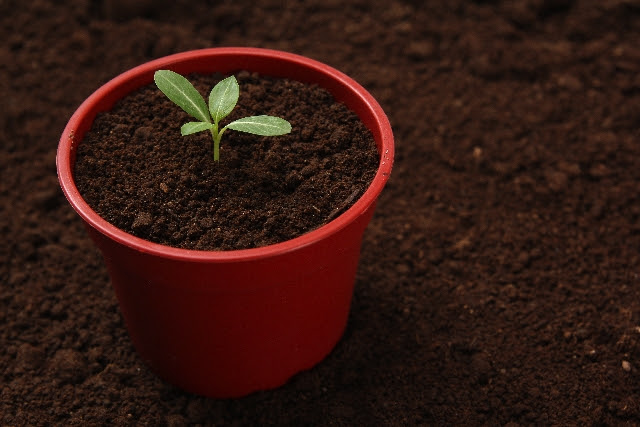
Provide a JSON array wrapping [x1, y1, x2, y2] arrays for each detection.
[[154, 70, 291, 161]]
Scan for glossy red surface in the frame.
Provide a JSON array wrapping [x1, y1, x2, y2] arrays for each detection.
[[57, 48, 394, 397]]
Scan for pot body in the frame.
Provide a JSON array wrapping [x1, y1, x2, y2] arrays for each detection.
[[57, 48, 393, 398], [85, 206, 372, 397]]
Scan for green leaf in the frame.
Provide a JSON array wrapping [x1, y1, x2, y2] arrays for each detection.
[[154, 70, 210, 123], [226, 115, 292, 136], [209, 76, 239, 124], [181, 121, 213, 136]]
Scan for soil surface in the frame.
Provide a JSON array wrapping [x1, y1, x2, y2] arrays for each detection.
[[2, 0, 640, 425], [75, 72, 378, 250]]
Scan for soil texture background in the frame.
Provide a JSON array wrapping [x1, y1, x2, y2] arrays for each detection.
[[2, 0, 640, 425]]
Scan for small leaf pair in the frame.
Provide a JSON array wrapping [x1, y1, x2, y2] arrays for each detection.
[[154, 70, 292, 161]]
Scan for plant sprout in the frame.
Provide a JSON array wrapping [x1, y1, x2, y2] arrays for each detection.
[[154, 70, 292, 161]]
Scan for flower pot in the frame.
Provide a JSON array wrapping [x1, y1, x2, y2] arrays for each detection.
[[56, 47, 394, 398]]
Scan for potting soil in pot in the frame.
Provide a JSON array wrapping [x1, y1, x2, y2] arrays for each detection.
[[74, 71, 379, 250]]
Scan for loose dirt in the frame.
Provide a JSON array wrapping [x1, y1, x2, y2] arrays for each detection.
[[74, 72, 378, 250], [2, 0, 640, 424]]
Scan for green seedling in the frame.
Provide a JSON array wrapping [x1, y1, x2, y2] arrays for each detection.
[[154, 70, 292, 161]]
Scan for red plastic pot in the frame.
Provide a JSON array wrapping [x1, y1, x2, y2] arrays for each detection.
[[56, 47, 394, 398]]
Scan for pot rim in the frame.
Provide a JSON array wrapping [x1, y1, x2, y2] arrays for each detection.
[[56, 47, 394, 263]]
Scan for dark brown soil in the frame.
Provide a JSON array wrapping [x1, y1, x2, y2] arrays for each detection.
[[74, 72, 378, 250], [3, 0, 640, 425]]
